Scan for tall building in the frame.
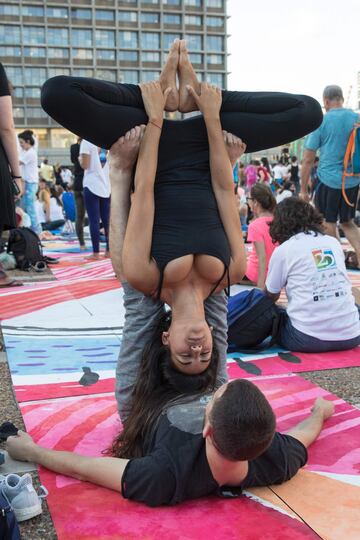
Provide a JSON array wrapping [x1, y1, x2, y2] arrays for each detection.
[[0, 0, 228, 150]]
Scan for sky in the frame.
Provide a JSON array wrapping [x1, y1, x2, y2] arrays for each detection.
[[227, 0, 359, 109]]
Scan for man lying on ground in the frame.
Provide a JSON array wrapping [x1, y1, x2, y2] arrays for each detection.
[[6, 379, 334, 507]]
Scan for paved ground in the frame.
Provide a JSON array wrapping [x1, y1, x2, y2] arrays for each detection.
[[1, 267, 359, 539]]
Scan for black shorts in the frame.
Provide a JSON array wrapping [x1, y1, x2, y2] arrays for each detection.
[[315, 182, 359, 223], [241, 433, 308, 489]]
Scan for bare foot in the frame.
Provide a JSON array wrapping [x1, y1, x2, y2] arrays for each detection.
[[85, 253, 101, 261], [178, 40, 201, 113], [80, 244, 87, 251], [311, 398, 335, 421], [159, 39, 179, 112], [104, 250, 110, 258], [223, 131, 247, 168], [109, 125, 146, 173]]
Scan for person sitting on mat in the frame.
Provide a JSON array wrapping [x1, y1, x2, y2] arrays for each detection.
[[6, 378, 335, 507], [265, 197, 360, 353], [41, 40, 322, 375], [242, 183, 277, 289]]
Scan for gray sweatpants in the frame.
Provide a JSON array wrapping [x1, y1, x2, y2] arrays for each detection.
[[116, 282, 229, 422]]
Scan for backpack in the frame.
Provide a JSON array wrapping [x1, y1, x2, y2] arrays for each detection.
[[7, 227, 45, 271], [227, 289, 283, 352], [342, 119, 360, 206], [0, 491, 21, 540]]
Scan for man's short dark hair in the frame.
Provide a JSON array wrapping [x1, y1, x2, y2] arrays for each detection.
[[209, 379, 276, 461]]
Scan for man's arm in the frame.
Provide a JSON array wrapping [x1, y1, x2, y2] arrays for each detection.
[[204, 291, 229, 387], [263, 286, 280, 303], [7, 431, 128, 493], [263, 247, 286, 303], [109, 126, 146, 280], [300, 149, 316, 201]]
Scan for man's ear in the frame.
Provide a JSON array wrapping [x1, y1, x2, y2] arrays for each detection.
[[162, 331, 170, 346], [202, 420, 213, 439]]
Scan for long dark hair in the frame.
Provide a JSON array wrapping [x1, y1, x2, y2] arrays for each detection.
[[18, 129, 35, 146], [270, 197, 324, 244], [50, 186, 63, 207], [109, 311, 219, 458]]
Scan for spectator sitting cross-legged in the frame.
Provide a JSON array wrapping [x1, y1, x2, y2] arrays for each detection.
[[242, 183, 277, 289], [265, 197, 360, 353], [38, 180, 65, 231]]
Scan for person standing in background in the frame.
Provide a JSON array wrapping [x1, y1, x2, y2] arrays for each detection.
[[0, 61, 23, 287], [39, 158, 54, 186], [289, 155, 300, 194], [70, 137, 86, 250], [257, 159, 271, 183], [244, 160, 258, 191], [53, 162, 62, 186], [18, 130, 41, 234], [301, 85, 360, 267], [79, 139, 110, 260]]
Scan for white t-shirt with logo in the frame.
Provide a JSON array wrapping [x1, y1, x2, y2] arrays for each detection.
[[79, 140, 110, 198], [266, 232, 360, 341], [19, 147, 38, 183]]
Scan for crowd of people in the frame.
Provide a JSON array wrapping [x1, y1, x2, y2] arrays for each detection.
[[1, 39, 360, 517]]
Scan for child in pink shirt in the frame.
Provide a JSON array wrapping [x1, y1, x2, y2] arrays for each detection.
[[245, 184, 277, 288]]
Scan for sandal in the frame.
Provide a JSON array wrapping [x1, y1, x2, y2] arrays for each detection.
[[0, 421, 19, 441], [0, 279, 23, 288], [43, 256, 59, 264], [29, 261, 47, 273]]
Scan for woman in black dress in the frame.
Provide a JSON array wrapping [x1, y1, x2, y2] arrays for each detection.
[[0, 62, 23, 287]]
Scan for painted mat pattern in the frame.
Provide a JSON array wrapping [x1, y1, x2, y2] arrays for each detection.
[[1, 280, 360, 402], [19, 374, 360, 540]]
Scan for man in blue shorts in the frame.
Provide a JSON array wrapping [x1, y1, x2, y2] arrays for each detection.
[[300, 85, 360, 266]]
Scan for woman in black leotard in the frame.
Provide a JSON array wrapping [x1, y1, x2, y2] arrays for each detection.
[[108, 81, 247, 376], [41, 42, 322, 375]]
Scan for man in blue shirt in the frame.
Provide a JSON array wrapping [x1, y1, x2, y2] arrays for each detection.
[[300, 85, 360, 265]]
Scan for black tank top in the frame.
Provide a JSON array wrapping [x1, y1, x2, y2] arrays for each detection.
[[151, 161, 231, 298]]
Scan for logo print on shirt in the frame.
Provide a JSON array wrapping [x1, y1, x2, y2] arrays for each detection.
[[312, 248, 336, 271]]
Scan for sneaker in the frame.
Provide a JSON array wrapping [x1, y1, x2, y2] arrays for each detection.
[[0, 473, 48, 522]]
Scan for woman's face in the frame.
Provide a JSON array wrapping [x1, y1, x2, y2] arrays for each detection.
[[247, 196, 260, 216], [162, 319, 213, 375], [19, 138, 30, 150]]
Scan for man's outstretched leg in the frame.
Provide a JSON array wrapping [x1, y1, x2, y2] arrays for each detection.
[[287, 397, 335, 448]]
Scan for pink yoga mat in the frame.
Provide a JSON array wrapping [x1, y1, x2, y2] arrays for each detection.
[[20, 374, 360, 539], [13, 345, 360, 403], [228, 347, 360, 378]]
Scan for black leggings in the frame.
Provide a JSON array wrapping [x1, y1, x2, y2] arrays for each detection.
[[41, 77, 322, 162]]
